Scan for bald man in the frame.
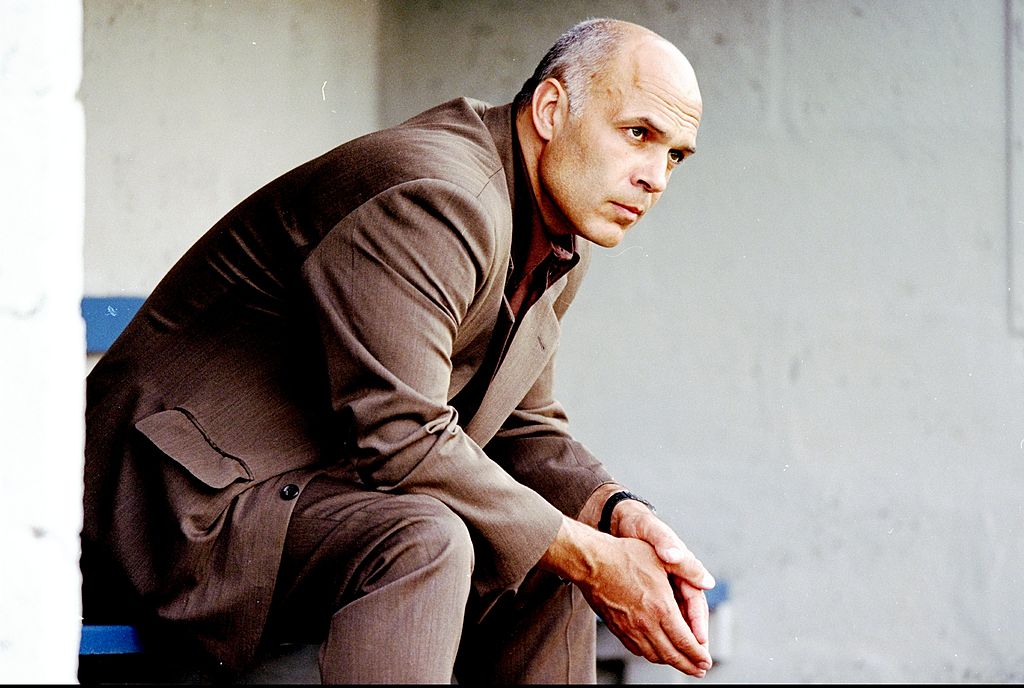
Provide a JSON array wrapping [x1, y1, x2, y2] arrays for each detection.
[[82, 17, 714, 684]]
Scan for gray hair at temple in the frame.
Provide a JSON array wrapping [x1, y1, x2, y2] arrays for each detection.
[[513, 18, 628, 116]]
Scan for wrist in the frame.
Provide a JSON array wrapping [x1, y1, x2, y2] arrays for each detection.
[[539, 514, 609, 583], [577, 481, 623, 529], [598, 490, 656, 536]]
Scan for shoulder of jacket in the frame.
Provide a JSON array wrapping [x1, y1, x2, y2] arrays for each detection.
[[350, 98, 507, 197]]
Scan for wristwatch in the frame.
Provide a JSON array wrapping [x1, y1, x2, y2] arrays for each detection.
[[598, 490, 656, 534]]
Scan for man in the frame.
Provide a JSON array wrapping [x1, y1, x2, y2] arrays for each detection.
[[82, 17, 713, 684]]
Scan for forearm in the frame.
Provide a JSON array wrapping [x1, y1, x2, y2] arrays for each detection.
[[486, 433, 614, 517]]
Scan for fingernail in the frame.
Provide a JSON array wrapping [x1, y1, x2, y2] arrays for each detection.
[[702, 572, 716, 588], [664, 547, 683, 562]]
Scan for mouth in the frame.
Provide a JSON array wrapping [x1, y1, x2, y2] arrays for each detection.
[[611, 202, 644, 220]]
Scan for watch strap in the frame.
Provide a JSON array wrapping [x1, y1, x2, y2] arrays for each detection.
[[597, 490, 655, 534]]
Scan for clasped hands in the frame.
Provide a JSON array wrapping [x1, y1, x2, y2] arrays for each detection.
[[601, 497, 715, 678], [543, 483, 716, 678]]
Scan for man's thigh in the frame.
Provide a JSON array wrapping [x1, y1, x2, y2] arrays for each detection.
[[264, 471, 473, 644]]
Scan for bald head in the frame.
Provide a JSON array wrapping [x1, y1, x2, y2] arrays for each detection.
[[592, 28, 703, 126], [514, 18, 700, 118]]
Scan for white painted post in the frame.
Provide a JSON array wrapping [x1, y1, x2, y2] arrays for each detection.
[[0, 0, 85, 683]]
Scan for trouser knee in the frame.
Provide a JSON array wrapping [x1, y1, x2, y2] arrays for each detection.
[[356, 494, 475, 598]]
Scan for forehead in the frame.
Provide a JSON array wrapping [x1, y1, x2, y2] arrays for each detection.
[[596, 37, 702, 144]]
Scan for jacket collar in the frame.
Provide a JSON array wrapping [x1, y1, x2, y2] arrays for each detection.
[[481, 101, 517, 205]]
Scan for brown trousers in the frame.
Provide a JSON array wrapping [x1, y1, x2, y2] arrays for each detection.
[[263, 472, 597, 684]]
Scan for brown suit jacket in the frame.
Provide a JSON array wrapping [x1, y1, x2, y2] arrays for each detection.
[[82, 97, 612, 669]]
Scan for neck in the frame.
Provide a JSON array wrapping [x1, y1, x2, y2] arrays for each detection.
[[514, 107, 570, 240], [514, 107, 543, 208]]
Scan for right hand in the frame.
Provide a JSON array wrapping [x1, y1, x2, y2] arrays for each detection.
[[540, 517, 712, 677]]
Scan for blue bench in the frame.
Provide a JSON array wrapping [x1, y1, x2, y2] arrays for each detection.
[[81, 295, 145, 354], [79, 624, 144, 655], [78, 583, 731, 656]]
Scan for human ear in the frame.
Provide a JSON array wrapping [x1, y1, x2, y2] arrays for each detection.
[[530, 77, 568, 143]]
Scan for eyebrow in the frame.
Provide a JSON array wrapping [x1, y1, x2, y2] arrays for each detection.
[[636, 116, 696, 155]]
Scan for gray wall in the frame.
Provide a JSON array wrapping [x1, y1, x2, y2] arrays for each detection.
[[82, 0, 1024, 682]]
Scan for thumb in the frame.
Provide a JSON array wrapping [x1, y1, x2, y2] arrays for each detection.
[[655, 541, 715, 590], [657, 544, 686, 564], [633, 514, 716, 589]]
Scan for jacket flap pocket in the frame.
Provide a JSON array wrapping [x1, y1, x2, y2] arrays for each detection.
[[135, 408, 253, 489]]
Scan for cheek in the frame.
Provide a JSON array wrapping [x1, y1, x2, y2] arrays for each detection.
[[541, 137, 612, 219], [595, 143, 634, 187]]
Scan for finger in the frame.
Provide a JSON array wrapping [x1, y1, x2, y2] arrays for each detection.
[[677, 581, 711, 646], [611, 623, 654, 664], [657, 613, 712, 676], [618, 609, 706, 678], [635, 515, 686, 562], [662, 542, 715, 590], [606, 586, 709, 676], [652, 595, 713, 674], [607, 616, 666, 669]]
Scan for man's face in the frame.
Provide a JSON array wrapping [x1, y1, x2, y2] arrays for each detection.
[[537, 37, 702, 248]]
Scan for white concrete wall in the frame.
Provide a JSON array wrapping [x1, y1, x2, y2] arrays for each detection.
[[83, 0, 380, 296], [0, 0, 84, 683], [79, 0, 1024, 683]]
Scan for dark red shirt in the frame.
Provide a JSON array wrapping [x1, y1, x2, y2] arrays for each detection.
[[506, 216, 578, 319]]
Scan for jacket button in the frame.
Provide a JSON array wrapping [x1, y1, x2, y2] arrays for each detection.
[[279, 484, 300, 500]]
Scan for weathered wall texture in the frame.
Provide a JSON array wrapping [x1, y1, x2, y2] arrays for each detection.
[[80, 0, 1023, 683], [0, 0, 84, 683]]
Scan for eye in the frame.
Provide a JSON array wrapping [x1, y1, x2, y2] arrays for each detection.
[[627, 126, 647, 140], [668, 149, 685, 165]]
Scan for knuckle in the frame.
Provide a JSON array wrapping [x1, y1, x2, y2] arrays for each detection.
[[656, 598, 678, 619], [636, 614, 656, 635]]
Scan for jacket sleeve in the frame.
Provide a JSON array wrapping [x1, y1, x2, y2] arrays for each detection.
[[483, 360, 614, 520], [484, 242, 615, 518], [299, 177, 563, 595]]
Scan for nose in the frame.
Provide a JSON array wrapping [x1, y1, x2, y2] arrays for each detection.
[[633, 152, 668, 194]]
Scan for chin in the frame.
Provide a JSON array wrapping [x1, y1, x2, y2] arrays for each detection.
[[593, 234, 624, 248], [585, 225, 627, 248], [568, 215, 630, 248]]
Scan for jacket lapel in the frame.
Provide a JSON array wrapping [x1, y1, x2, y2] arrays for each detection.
[[463, 100, 563, 445], [464, 285, 561, 446]]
